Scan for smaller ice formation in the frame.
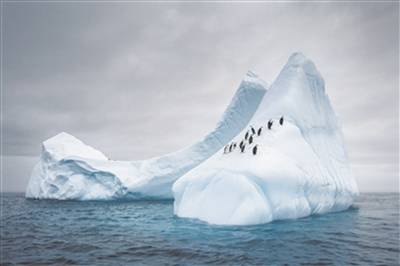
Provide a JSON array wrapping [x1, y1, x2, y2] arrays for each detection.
[[173, 53, 359, 225], [25, 72, 267, 200]]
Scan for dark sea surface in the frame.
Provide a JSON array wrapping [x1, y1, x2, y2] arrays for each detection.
[[1, 193, 399, 265]]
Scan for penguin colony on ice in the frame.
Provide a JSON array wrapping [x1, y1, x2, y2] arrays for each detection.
[[223, 116, 284, 156]]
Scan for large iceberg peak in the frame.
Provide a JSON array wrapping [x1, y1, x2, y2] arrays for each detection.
[[173, 53, 358, 225], [287, 52, 310, 65], [252, 52, 333, 132], [286, 52, 320, 75], [278, 52, 325, 93]]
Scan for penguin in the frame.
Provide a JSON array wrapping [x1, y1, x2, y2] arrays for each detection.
[[250, 126, 256, 135], [240, 144, 246, 153], [245, 131, 249, 140], [229, 143, 233, 152], [231, 143, 236, 151], [268, 120, 273, 130], [279, 116, 284, 125], [239, 140, 244, 148], [252, 145, 258, 155], [249, 135, 253, 144], [257, 127, 262, 136], [223, 145, 228, 154]]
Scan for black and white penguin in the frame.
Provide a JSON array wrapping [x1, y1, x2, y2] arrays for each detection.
[[279, 116, 284, 125], [240, 144, 246, 153], [232, 143, 236, 151], [252, 145, 258, 155], [257, 127, 262, 136], [239, 140, 244, 148], [223, 145, 228, 154], [249, 135, 254, 144], [229, 143, 233, 152], [251, 126, 256, 135], [244, 131, 250, 140], [268, 120, 273, 130]]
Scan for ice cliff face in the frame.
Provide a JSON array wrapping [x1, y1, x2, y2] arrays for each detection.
[[173, 53, 359, 225], [25, 72, 267, 200]]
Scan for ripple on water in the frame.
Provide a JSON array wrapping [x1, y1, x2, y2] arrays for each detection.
[[1, 193, 399, 265]]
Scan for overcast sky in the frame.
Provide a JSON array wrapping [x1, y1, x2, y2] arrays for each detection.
[[2, 1, 399, 192]]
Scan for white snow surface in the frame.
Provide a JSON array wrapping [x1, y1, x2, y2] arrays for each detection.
[[173, 53, 359, 225], [25, 72, 267, 200]]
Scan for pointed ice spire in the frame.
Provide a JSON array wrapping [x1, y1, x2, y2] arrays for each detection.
[[284, 52, 324, 83], [251, 52, 335, 131]]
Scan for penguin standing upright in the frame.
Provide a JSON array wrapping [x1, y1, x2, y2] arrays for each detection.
[[223, 145, 228, 154], [279, 116, 284, 125], [233, 143, 237, 149], [245, 131, 249, 140], [240, 140, 244, 148], [249, 135, 253, 144], [257, 127, 262, 136], [268, 120, 273, 130], [229, 143, 233, 152], [251, 126, 256, 135], [240, 144, 246, 153], [252, 145, 258, 155]]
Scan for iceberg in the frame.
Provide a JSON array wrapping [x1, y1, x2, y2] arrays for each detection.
[[25, 72, 267, 200], [173, 53, 359, 225], [26, 52, 358, 226]]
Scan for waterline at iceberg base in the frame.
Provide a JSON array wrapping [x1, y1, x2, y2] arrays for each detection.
[[26, 53, 359, 225]]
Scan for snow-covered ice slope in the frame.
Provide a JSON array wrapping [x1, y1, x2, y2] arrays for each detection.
[[25, 72, 267, 200], [173, 53, 359, 225]]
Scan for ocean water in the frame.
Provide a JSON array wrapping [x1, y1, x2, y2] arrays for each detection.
[[1, 193, 399, 265]]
